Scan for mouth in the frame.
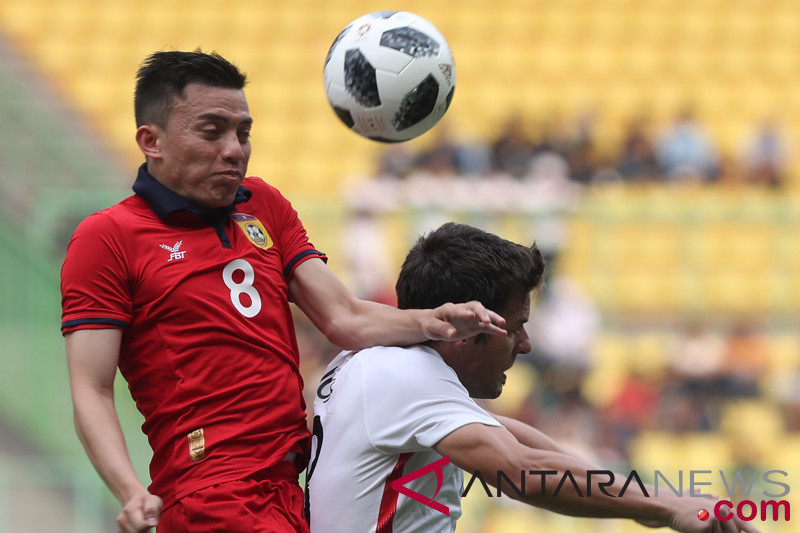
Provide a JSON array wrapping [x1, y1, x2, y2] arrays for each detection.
[[216, 170, 243, 181], [501, 355, 518, 373]]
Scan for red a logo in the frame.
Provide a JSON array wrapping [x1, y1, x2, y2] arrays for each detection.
[[390, 456, 451, 516]]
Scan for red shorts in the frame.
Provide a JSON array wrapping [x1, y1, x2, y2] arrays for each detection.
[[158, 462, 309, 533]]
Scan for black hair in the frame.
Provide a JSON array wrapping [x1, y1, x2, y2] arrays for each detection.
[[396, 222, 546, 313], [134, 50, 248, 128]]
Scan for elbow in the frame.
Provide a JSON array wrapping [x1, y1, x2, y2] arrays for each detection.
[[318, 317, 362, 350]]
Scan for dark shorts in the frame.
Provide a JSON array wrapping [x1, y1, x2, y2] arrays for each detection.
[[159, 462, 309, 533]]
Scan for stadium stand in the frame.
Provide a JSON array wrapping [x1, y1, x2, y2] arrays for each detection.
[[0, 34, 143, 532], [0, 0, 798, 531]]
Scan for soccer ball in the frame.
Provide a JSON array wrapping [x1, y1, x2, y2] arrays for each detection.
[[323, 11, 456, 143]]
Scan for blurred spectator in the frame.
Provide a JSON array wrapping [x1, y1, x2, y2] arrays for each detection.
[[741, 117, 790, 188], [342, 210, 397, 305], [713, 154, 747, 186], [527, 276, 601, 369], [666, 320, 727, 394], [414, 123, 461, 176], [526, 276, 601, 407], [491, 115, 535, 178], [601, 369, 662, 452], [527, 150, 571, 185], [654, 106, 719, 181], [616, 114, 659, 182], [376, 144, 416, 179], [719, 320, 770, 398], [537, 389, 599, 457], [663, 321, 728, 430], [455, 133, 493, 177], [562, 110, 602, 184], [372, 109, 789, 191]]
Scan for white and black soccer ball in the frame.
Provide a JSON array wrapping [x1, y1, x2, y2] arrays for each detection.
[[323, 11, 456, 143]]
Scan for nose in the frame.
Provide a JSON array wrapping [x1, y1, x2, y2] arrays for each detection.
[[516, 327, 532, 355], [221, 132, 248, 163]]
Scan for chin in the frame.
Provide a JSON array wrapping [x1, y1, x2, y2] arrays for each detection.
[[205, 193, 238, 209], [474, 387, 503, 400]]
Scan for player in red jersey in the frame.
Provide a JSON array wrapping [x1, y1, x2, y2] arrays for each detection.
[[60, 50, 506, 533]]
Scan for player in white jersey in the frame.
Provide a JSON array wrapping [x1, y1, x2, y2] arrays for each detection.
[[307, 223, 759, 533], [309, 344, 502, 532]]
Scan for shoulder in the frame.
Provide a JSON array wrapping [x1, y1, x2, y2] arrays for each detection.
[[318, 346, 462, 410], [357, 345, 459, 391], [239, 177, 298, 219], [241, 177, 286, 200], [70, 196, 143, 239]]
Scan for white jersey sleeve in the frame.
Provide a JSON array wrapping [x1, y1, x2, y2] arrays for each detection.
[[361, 346, 498, 450], [308, 345, 502, 533]]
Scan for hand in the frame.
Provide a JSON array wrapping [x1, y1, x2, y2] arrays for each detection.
[[670, 498, 761, 533], [117, 491, 163, 533], [423, 301, 507, 341], [637, 497, 761, 533]]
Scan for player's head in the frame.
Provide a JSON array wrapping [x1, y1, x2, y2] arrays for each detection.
[[397, 222, 545, 314], [396, 222, 546, 398], [135, 50, 248, 129], [134, 50, 253, 210]]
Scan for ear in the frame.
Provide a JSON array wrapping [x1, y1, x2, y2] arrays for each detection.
[[136, 124, 163, 160], [473, 333, 489, 346], [432, 337, 471, 363]]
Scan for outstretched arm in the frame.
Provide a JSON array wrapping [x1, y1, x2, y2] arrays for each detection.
[[66, 329, 162, 533], [434, 422, 760, 533], [288, 258, 507, 349], [491, 413, 583, 458]]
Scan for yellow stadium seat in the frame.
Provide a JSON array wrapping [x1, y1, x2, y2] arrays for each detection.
[[720, 399, 786, 462]]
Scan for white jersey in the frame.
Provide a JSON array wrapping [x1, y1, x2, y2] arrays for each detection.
[[307, 345, 502, 533]]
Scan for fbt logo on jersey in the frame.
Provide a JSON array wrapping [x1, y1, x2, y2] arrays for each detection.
[[159, 240, 186, 262]]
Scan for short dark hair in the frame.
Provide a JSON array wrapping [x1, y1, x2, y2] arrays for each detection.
[[396, 222, 546, 313], [134, 50, 248, 128]]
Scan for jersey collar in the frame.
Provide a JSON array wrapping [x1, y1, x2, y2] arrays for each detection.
[[132, 163, 252, 222]]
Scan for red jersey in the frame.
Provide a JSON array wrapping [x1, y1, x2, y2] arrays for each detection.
[[61, 165, 326, 510]]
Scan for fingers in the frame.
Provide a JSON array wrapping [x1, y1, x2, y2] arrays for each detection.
[[712, 504, 733, 533], [480, 309, 508, 334], [142, 494, 163, 529], [428, 301, 507, 341], [460, 301, 507, 335], [117, 492, 163, 533], [713, 509, 761, 533], [736, 517, 761, 533]]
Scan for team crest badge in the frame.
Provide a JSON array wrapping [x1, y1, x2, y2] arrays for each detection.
[[232, 213, 273, 250]]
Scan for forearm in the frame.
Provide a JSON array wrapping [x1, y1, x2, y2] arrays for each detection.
[[442, 424, 755, 532], [321, 299, 431, 349], [513, 449, 674, 522], [73, 388, 147, 505], [289, 259, 505, 349], [439, 425, 674, 525]]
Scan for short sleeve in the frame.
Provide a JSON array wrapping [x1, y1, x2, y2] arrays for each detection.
[[361, 347, 501, 452], [60, 212, 132, 333]]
